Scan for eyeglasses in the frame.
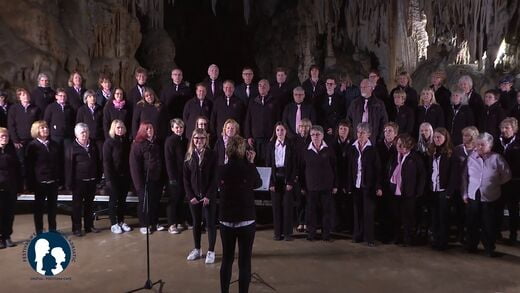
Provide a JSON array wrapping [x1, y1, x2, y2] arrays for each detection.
[[310, 133, 322, 137], [326, 82, 335, 86]]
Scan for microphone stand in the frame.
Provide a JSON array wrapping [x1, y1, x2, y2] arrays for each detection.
[[128, 140, 164, 292]]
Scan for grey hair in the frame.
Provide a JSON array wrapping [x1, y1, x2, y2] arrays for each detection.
[[74, 123, 89, 138], [37, 73, 49, 83], [451, 90, 469, 105], [458, 75, 473, 88], [356, 122, 372, 134], [83, 89, 96, 104], [310, 125, 324, 134], [477, 132, 494, 148], [293, 86, 305, 94]]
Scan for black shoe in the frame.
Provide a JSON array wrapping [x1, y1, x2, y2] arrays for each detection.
[[85, 227, 100, 234], [352, 238, 362, 243], [0, 240, 5, 249], [73, 230, 83, 237], [323, 237, 333, 242], [273, 236, 282, 241], [5, 238, 16, 247], [486, 250, 497, 258], [284, 236, 294, 241], [306, 235, 315, 241], [367, 241, 376, 247]]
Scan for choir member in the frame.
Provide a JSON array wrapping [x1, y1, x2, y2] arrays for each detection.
[[427, 128, 455, 250], [458, 75, 484, 119], [215, 119, 239, 166], [210, 80, 246, 137], [389, 71, 419, 110], [65, 71, 87, 112], [479, 89, 506, 140], [25, 121, 61, 234], [494, 117, 520, 243], [266, 122, 297, 241], [347, 122, 382, 246], [95, 73, 113, 108], [31, 73, 56, 114], [132, 87, 167, 141], [300, 125, 337, 241], [44, 88, 75, 156], [497, 75, 517, 113], [301, 64, 326, 108], [462, 132, 511, 257], [103, 120, 131, 234], [368, 69, 389, 113], [270, 67, 293, 110], [430, 70, 451, 115], [319, 77, 345, 137], [194, 116, 214, 147], [76, 90, 104, 161], [129, 122, 164, 234], [416, 87, 445, 133], [293, 118, 312, 233], [160, 68, 192, 121], [346, 79, 388, 143], [0, 91, 9, 128], [339, 74, 361, 114], [416, 122, 433, 155], [184, 128, 218, 264], [202, 64, 223, 101], [282, 86, 317, 137], [244, 79, 280, 165], [389, 89, 415, 135], [164, 119, 187, 234], [389, 133, 426, 246], [183, 83, 213, 139], [103, 87, 132, 139], [0, 128, 21, 248], [445, 90, 475, 146], [127, 67, 149, 108], [218, 136, 261, 293], [65, 123, 102, 236], [511, 92, 520, 123], [234, 67, 258, 104]]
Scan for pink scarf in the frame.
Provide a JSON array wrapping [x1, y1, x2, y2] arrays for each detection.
[[390, 153, 406, 195], [113, 99, 126, 110]]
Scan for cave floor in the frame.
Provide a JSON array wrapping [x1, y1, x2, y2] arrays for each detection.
[[2, 214, 520, 293]]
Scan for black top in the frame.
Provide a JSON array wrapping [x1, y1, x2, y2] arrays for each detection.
[[65, 86, 86, 112], [269, 81, 293, 111], [426, 152, 456, 195], [183, 98, 213, 139], [103, 100, 132, 139], [445, 104, 475, 146], [389, 86, 419, 110], [103, 136, 130, 181], [7, 103, 41, 143], [132, 101, 167, 140], [300, 144, 337, 191], [387, 151, 426, 197], [329, 138, 352, 190], [346, 96, 388, 142], [31, 87, 56, 114], [388, 105, 415, 135], [282, 102, 317, 137], [432, 85, 451, 115], [164, 134, 187, 184], [25, 139, 61, 188], [95, 89, 111, 108], [416, 104, 445, 132], [210, 95, 246, 136], [265, 139, 297, 187], [301, 78, 326, 108], [0, 144, 22, 190], [479, 102, 506, 140], [160, 81, 192, 121], [467, 90, 484, 121], [244, 94, 281, 139], [76, 104, 104, 140], [129, 139, 163, 195], [44, 102, 75, 139], [318, 93, 346, 133], [346, 143, 382, 191], [202, 78, 223, 101], [218, 158, 262, 222], [494, 136, 520, 179], [183, 148, 218, 201], [498, 89, 517, 113], [65, 140, 101, 189], [235, 82, 259, 105]]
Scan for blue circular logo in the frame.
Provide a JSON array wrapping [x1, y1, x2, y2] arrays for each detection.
[[26, 232, 72, 276]]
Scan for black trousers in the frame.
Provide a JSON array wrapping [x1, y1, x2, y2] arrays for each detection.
[[137, 180, 162, 227], [306, 190, 333, 239], [466, 195, 498, 253], [189, 200, 217, 251], [391, 196, 416, 245], [0, 184, 17, 239], [271, 173, 294, 238], [353, 188, 376, 242], [34, 182, 58, 233], [107, 176, 129, 225], [376, 190, 393, 242], [334, 189, 353, 233], [452, 190, 466, 241], [220, 223, 256, 293], [499, 180, 519, 240], [167, 183, 186, 226], [251, 137, 268, 166], [71, 180, 97, 232], [295, 182, 306, 226], [431, 191, 450, 247]]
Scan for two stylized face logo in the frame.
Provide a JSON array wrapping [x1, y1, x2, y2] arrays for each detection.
[[26, 232, 72, 276]]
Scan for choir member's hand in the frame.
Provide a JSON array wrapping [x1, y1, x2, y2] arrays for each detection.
[[342, 188, 347, 193], [463, 197, 469, 204], [246, 150, 256, 163], [14, 142, 23, 149], [332, 188, 338, 194], [202, 197, 210, 206], [376, 189, 382, 197], [286, 185, 293, 191], [340, 82, 347, 91], [190, 198, 199, 205], [247, 138, 254, 147], [301, 189, 306, 195], [327, 128, 333, 135], [269, 186, 275, 192]]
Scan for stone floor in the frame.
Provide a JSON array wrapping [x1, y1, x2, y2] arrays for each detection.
[[2, 214, 520, 293]]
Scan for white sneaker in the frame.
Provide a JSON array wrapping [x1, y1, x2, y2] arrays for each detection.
[[120, 222, 132, 232], [168, 225, 180, 234], [176, 224, 185, 232], [187, 248, 201, 261], [205, 251, 215, 264], [156, 224, 165, 231], [140, 227, 150, 234], [111, 224, 123, 234]]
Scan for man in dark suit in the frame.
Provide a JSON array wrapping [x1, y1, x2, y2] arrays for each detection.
[[160, 68, 192, 122], [44, 89, 75, 149], [31, 73, 56, 114], [319, 77, 346, 137], [234, 67, 258, 105], [282, 86, 317, 137], [244, 79, 281, 166], [127, 67, 149, 108], [270, 67, 293, 111], [183, 83, 213, 139], [210, 80, 246, 136], [346, 79, 388, 143], [202, 64, 223, 101]]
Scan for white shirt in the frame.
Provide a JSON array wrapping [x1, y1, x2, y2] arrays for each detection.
[[352, 139, 372, 188], [275, 140, 286, 168], [307, 140, 328, 154], [431, 155, 445, 192]]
